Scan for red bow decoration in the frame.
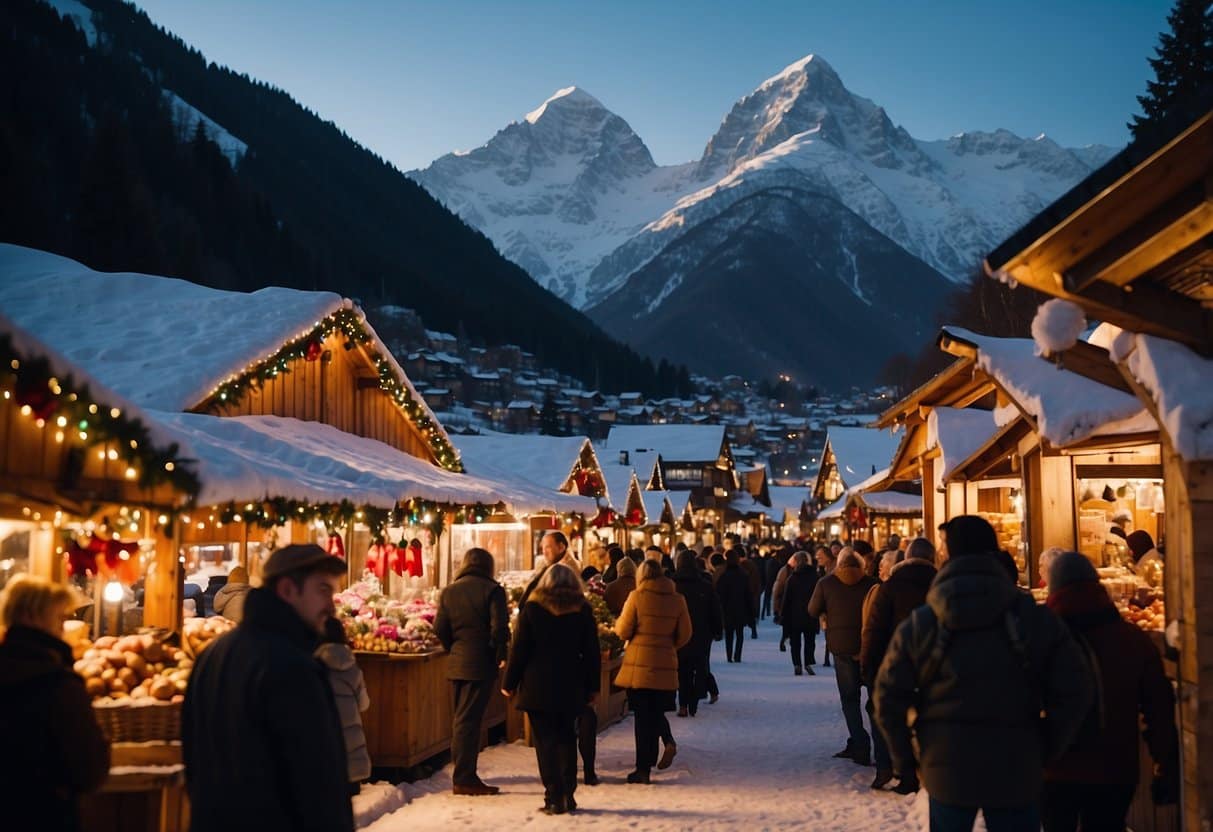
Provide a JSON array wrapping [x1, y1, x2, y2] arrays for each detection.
[[626, 508, 644, 526], [591, 507, 616, 528], [404, 541, 423, 578], [847, 505, 868, 529], [327, 532, 346, 559], [67, 535, 141, 582], [573, 469, 602, 495], [305, 339, 323, 362]]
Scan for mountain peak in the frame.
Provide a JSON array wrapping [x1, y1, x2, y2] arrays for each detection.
[[525, 86, 604, 124], [759, 54, 838, 90]]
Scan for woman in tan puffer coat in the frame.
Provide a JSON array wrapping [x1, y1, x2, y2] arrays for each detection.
[[614, 559, 691, 783], [315, 617, 371, 793]]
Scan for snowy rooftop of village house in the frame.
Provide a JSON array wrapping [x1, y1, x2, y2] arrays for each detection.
[[825, 426, 900, 487], [942, 325, 1157, 447], [1106, 327, 1213, 461], [766, 485, 809, 517], [628, 450, 664, 489], [0, 245, 455, 452], [817, 494, 847, 520], [453, 430, 595, 492], [152, 413, 593, 514], [640, 489, 672, 524], [666, 490, 693, 520], [926, 407, 1002, 490], [596, 456, 642, 514], [603, 424, 726, 462], [856, 489, 923, 514]]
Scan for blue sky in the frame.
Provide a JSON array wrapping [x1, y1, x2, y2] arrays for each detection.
[[134, 0, 1172, 171]]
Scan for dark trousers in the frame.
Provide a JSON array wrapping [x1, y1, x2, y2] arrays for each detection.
[[724, 624, 746, 661], [761, 588, 773, 618], [1040, 781, 1136, 832], [450, 678, 494, 786], [832, 654, 870, 753], [865, 692, 891, 770], [750, 597, 760, 636], [704, 646, 719, 697], [786, 626, 816, 668], [529, 711, 578, 804], [677, 652, 709, 714], [929, 799, 1040, 832], [577, 703, 597, 774], [627, 689, 669, 771]]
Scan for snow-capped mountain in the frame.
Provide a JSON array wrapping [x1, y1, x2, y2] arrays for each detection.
[[411, 55, 1116, 310]]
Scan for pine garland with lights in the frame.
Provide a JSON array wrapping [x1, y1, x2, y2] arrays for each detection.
[[199, 308, 463, 471], [1, 333, 200, 497]]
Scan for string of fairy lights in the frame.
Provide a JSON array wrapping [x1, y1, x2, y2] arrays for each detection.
[[199, 307, 464, 472]]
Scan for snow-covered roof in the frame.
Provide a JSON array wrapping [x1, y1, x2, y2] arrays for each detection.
[[598, 461, 642, 515], [826, 426, 900, 487], [943, 326, 1156, 447], [507, 400, 536, 410], [855, 490, 922, 514], [629, 451, 663, 489], [667, 490, 694, 519], [1108, 328, 1213, 461], [0, 245, 456, 454], [152, 413, 592, 514], [817, 495, 847, 520], [728, 494, 766, 516], [640, 490, 672, 525], [926, 407, 1002, 489], [455, 431, 594, 492], [605, 424, 726, 462]]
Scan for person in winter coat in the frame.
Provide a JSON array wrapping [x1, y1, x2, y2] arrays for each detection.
[[814, 545, 837, 667], [0, 575, 109, 832], [212, 565, 251, 623], [503, 563, 600, 815], [434, 547, 510, 796], [715, 550, 755, 662], [1041, 552, 1179, 831], [738, 549, 763, 638], [601, 546, 625, 583], [809, 551, 878, 763], [519, 531, 582, 607], [1126, 530, 1164, 589], [184, 544, 353, 832], [780, 552, 820, 676], [874, 516, 1092, 832], [672, 551, 723, 716], [615, 559, 692, 783], [860, 538, 935, 792], [316, 617, 371, 794], [604, 556, 637, 617], [853, 540, 878, 580]]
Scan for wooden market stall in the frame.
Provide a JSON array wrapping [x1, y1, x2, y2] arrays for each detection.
[[845, 487, 923, 550], [981, 101, 1213, 829], [808, 426, 901, 537]]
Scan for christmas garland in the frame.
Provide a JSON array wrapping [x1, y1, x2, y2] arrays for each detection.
[[1, 333, 200, 498], [199, 308, 463, 472]]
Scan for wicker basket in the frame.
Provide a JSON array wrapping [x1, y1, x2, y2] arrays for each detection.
[[92, 700, 182, 743]]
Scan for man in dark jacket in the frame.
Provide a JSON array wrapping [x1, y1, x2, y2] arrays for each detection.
[[779, 552, 819, 676], [860, 536, 936, 791], [874, 516, 1092, 832], [672, 551, 723, 716], [183, 544, 353, 832], [435, 547, 510, 796], [1041, 551, 1178, 830], [738, 548, 763, 638], [715, 550, 754, 662], [0, 576, 109, 832], [809, 550, 878, 763]]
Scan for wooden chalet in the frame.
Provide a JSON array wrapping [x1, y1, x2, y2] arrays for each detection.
[[982, 100, 1213, 827]]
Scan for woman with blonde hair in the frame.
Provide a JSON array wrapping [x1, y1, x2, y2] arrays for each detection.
[[503, 563, 600, 815], [0, 574, 110, 830], [615, 558, 692, 783]]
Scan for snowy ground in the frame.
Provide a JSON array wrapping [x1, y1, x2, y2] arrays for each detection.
[[354, 618, 927, 831]]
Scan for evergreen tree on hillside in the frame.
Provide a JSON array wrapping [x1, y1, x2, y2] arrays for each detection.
[[1130, 0, 1213, 137], [539, 393, 560, 436]]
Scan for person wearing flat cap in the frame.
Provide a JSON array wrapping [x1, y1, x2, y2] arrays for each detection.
[[183, 544, 354, 832]]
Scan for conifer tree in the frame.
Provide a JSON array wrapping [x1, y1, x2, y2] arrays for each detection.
[[1130, 0, 1213, 137]]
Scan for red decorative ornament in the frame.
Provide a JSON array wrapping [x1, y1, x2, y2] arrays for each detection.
[[626, 507, 644, 526], [327, 532, 346, 559], [591, 507, 616, 528], [404, 540, 423, 578], [305, 339, 323, 362], [847, 505, 868, 529], [66, 539, 97, 577], [366, 540, 394, 579]]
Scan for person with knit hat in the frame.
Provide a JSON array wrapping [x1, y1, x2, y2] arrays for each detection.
[[1041, 551, 1179, 830], [213, 565, 251, 623], [1126, 530, 1164, 588]]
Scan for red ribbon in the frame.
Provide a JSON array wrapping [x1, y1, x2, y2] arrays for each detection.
[[327, 532, 346, 559]]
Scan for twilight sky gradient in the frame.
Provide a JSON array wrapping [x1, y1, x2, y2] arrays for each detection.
[[134, 0, 1172, 171]]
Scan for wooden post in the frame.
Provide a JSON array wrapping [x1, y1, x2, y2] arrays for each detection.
[[1023, 449, 1077, 584], [144, 524, 181, 630]]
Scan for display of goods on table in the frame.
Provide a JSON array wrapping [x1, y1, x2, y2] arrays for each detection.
[[585, 575, 624, 658], [1098, 566, 1165, 632], [183, 615, 237, 657], [335, 574, 441, 654], [74, 633, 192, 704]]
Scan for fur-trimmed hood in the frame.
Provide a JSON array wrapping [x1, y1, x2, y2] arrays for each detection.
[[529, 582, 587, 616]]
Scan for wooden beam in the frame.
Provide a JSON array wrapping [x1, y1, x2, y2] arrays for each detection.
[[875, 356, 973, 428], [942, 380, 997, 409], [1058, 432, 1161, 452], [1073, 463, 1163, 479], [1039, 340, 1134, 394], [953, 418, 1034, 482], [1064, 178, 1213, 291]]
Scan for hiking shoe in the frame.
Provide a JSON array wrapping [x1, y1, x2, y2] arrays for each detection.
[[832, 746, 855, 759], [893, 775, 920, 795], [583, 771, 599, 786], [779, 641, 787, 652], [794, 666, 804, 676], [709, 693, 719, 704], [658, 741, 677, 770], [805, 665, 816, 675], [871, 769, 894, 789], [453, 782, 500, 796], [851, 749, 872, 766], [626, 769, 651, 784], [540, 800, 566, 815], [677, 706, 689, 718]]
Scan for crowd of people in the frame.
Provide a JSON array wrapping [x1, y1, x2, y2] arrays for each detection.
[[0, 516, 1184, 831]]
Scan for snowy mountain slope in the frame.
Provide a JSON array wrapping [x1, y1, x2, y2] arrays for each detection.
[[590, 187, 954, 388], [413, 54, 1116, 309]]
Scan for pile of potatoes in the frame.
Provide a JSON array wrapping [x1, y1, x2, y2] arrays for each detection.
[[183, 616, 235, 657], [74, 634, 191, 704]]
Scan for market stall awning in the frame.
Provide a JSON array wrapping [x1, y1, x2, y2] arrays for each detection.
[[150, 412, 594, 514], [940, 327, 1157, 448], [926, 407, 1002, 490]]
